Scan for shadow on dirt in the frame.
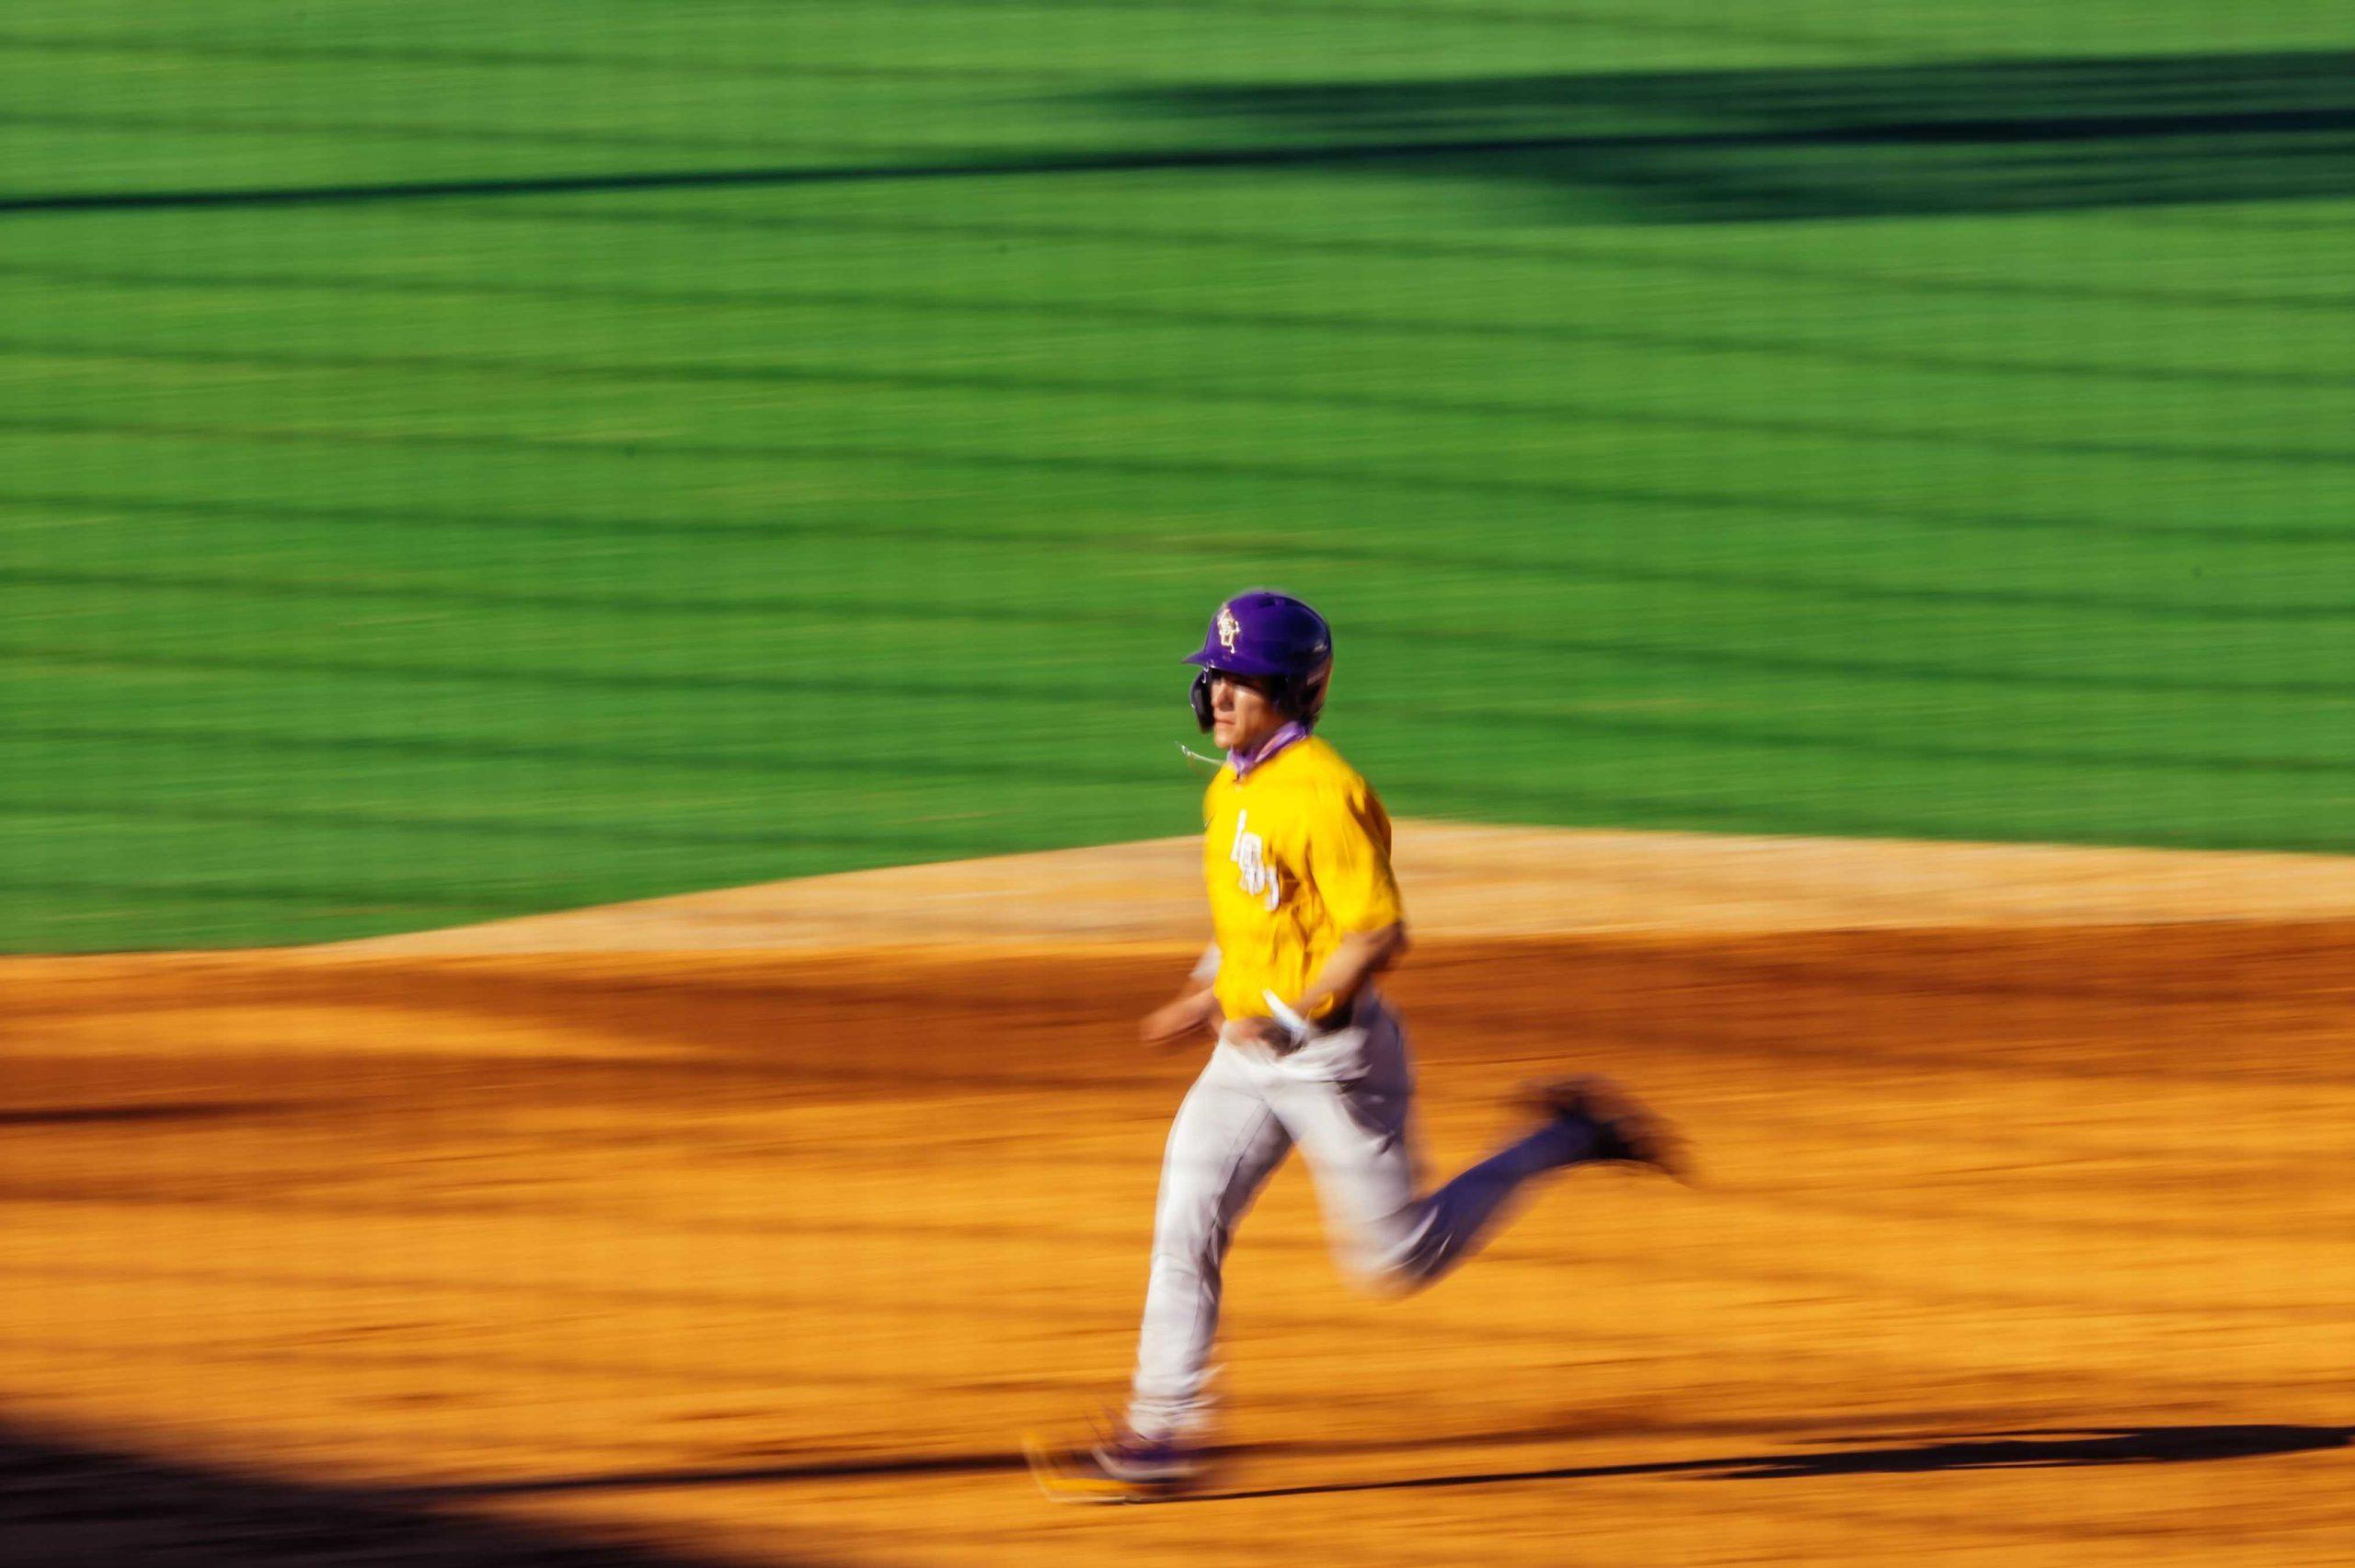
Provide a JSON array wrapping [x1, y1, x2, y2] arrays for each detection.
[[1208, 1423, 2355, 1500], [0, 1103, 293, 1127], [387, 1419, 2349, 1508], [0, 1418, 810, 1566]]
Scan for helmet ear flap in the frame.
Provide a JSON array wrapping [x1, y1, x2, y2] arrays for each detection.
[[1189, 669, 1215, 732], [1294, 659, 1332, 727]]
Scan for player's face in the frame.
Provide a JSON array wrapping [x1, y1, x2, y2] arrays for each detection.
[[1209, 672, 1283, 753]]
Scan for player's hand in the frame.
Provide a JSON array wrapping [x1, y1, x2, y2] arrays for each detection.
[[1141, 991, 1222, 1047], [1223, 1016, 1292, 1054]]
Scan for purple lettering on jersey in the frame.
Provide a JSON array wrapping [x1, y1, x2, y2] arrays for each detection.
[[1228, 721, 1308, 781]]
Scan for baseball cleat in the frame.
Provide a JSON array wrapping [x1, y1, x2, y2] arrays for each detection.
[[1529, 1075, 1690, 1182], [1023, 1425, 1205, 1505]]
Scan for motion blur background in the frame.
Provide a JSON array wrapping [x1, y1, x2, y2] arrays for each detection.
[[8, 10, 2355, 1566], [7, 1, 2354, 953]]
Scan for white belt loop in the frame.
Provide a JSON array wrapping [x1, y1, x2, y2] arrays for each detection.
[[1262, 990, 1313, 1048]]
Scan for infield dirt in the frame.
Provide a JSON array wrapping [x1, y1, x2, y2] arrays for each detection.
[[4, 826, 2351, 1565]]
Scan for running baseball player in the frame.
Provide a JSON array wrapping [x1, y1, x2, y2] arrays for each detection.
[[1026, 590, 1685, 1503]]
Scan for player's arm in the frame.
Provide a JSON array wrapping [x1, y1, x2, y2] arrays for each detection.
[[1141, 945, 1224, 1047], [1257, 778, 1407, 1042], [1286, 920, 1409, 1024]]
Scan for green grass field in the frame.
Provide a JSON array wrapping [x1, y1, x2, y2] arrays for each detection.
[[6, 3, 2355, 950]]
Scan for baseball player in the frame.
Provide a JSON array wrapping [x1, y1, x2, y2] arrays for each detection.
[[1027, 590, 1684, 1503]]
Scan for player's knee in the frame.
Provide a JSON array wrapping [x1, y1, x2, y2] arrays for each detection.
[[1151, 1209, 1229, 1273], [1332, 1227, 1439, 1299]]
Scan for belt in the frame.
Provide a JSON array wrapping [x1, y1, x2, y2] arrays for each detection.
[[1258, 990, 1367, 1051], [1316, 994, 1366, 1033]]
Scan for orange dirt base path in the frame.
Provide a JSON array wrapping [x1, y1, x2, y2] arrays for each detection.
[[6, 922, 2354, 1564]]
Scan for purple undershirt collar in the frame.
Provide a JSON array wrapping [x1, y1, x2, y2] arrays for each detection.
[[1229, 721, 1309, 781]]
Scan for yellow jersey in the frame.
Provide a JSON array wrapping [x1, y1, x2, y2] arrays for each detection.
[[1201, 736, 1405, 1022]]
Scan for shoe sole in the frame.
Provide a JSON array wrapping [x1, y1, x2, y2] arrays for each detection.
[[1022, 1432, 1196, 1505]]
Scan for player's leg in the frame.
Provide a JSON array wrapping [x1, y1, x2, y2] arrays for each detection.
[[1276, 1005, 1674, 1292], [1126, 1041, 1294, 1443], [1031, 1043, 1292, 1502]]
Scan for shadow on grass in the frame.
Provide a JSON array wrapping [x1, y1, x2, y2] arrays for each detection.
[[0, 1418, 814, 1566], [9, 50, 2355, 222], [1132, 50, 2355, 221]]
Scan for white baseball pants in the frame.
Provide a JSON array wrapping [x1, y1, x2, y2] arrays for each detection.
[[1126, 999, 1591, 1441]]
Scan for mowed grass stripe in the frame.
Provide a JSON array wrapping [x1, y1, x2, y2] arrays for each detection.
[[9, 258, 2342, 395], [6, 477, 2346, 551], [0, 107, 964, 162], [16, 542, 2351, 625], [11, 336, 2354, 451], [0, 26, 1104, 86], [403, 203, 2355, 315], [0, 796, 998, 858], [11, 410, 2353, 558], [24, 209, 2353, 317]]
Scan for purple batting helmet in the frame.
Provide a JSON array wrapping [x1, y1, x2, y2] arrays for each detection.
[[1183, 590, 1334, 732]]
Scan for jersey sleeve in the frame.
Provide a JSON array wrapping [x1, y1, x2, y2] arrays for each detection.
[[1307, 778, 1404, 933]]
